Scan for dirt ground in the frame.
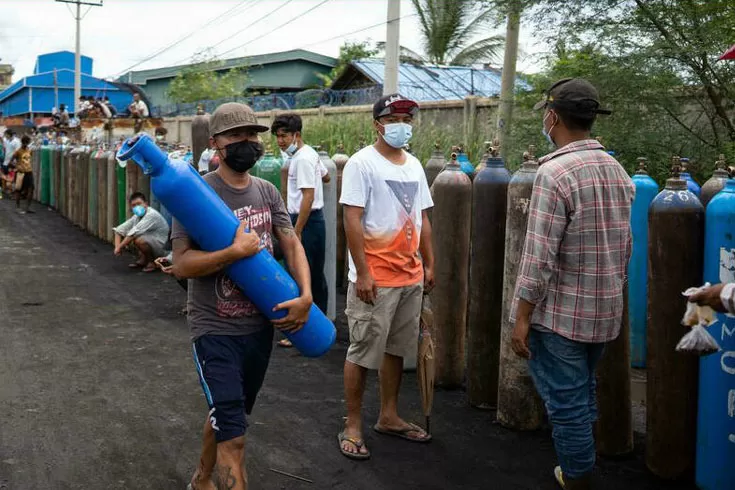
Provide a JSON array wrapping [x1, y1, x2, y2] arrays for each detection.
[[0, 199, 695, 490]]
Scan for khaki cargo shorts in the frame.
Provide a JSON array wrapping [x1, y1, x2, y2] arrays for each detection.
[[345, 281, 423, 370]]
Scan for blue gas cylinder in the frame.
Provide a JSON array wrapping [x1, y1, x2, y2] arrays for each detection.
[[628, 158, 659, 368], [697, 178, 735, 490], [457, 150, 475, 177], [680, 158, 701, 197], [116, 134, 336, 357]]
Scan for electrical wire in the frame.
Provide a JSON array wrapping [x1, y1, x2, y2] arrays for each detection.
[[166, 0, 296, 67], [108, 0, 255, 79], [300, 12, 418, 51], [214, 0, 332, 60], [207, 0, 295, 55]]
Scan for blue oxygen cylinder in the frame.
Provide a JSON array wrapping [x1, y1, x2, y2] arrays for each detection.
[[457, 147, 475, 177], [696, 178, 735, 490], [628, 157, 659, 368], [116, 134, 336, 357], [680, 158, 701, 198]]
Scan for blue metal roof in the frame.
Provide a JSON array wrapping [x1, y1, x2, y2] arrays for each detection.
[[351, 60, 530, 101], [0, 69, 128, 116], [35, 51, 93, 76]]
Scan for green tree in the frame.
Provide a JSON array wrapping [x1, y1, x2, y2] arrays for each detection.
[[317, 40, 378, 87], [517, 0, 735, 176], [167, 51, 248, 104], [409, 0, 505, 65]]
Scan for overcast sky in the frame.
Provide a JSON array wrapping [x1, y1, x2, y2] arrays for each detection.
[[1, 0, 543, 81]]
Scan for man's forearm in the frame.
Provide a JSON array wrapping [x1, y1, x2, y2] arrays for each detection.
[[344, 215, 369, 276], [516, 298, 536, 324], [294, 193, 314, 234], [173, 247, 240, 279], [120, 235, 134, 248]]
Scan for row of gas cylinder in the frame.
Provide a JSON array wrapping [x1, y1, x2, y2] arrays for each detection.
[[627, 154, 734, 489], [29, 144, 170, 245], [425, 146, 733, 489], [192, 112, 731, 487]]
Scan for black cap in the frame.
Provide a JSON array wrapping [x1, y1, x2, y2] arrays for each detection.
[[533, 78, 611, 116], [373, 93, 419, 120]]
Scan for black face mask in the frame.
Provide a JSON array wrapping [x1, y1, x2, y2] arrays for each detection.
[[221, 140, 263, 173]]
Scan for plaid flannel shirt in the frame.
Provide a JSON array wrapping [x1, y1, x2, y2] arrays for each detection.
[[511, 139, 635, 343]]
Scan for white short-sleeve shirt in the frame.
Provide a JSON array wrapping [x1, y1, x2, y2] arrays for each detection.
[[286, 144, 324, 214], [339, 145, 433, 287]]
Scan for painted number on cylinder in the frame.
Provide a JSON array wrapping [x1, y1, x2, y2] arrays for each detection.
[[721, 248, 735, 283], [662, 191, 691, 203]]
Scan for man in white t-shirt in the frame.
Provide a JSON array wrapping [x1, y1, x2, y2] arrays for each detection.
[[129, 92, 149, 118], [337, 94, 435, 460], [271, 113, 329, 321]]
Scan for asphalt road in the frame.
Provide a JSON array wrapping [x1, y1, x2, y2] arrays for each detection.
[[0, 198, 695, 490]]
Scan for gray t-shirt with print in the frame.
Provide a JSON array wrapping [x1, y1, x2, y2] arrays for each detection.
[[170, 172, 293, 341]]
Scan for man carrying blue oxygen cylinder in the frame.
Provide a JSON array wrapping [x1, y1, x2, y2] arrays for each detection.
[[170, 102, 314, 490]]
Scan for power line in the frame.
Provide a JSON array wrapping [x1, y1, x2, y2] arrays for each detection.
[[168, 0, 295, 67], [208, 0, 295, 55], [215, 0, 333, 60], [300, 12, 418, 51], [108, 0, 255, 79]]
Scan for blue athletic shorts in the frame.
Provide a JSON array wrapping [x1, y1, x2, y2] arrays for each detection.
[[192, 327, 274, 443]]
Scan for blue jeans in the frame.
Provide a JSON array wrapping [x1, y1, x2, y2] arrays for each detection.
[[528, 327, 606, 479]]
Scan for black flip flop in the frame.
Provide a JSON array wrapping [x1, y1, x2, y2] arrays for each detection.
[[373, 423, 432, 443], [338, 432, 371, 460]]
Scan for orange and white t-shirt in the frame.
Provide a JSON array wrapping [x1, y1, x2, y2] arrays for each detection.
[[340, 145, 433, 287]]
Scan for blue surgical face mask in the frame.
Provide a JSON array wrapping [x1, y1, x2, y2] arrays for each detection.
[[132, 205, 146, 218], [542, 111, 557, 147], [380, 122, 413, 149], [285, 135, 298, 156]]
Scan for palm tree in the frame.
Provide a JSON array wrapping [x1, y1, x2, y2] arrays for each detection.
[[409, 0, 504, 66]]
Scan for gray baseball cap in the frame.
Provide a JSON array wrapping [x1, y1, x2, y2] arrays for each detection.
[[533, 78, 611, 116], [209, 102, 269, 136]]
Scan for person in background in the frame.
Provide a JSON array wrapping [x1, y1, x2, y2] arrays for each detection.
[[338, 93, 435, 460], [9, 135, 34, 213], [78, 96, 92, 118], [510, 78, 633, 490], [2, 129, 20, 198], [197, 147, 215, 175], [58, 104, 70, 127], [271, 113, 328, 349], [129, 93, 149, 118], [171, 102, 313, 490], [129, 93, 150, 133], [104, 96, 118, 118], [113, 192, 170, 272], [95, 97, 112, 119]]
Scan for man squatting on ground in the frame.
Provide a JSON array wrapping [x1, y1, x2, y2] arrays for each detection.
[[113, 192, 170, 272], [171, 102, 313, 490], [338, 93, 435, 460]]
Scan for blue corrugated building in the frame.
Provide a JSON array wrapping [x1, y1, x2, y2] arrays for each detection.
[[0, 51, 132, 117], [332, 59, 530, 101]]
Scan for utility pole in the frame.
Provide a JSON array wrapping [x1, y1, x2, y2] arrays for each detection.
[[384, 0, 400, 94], [56, 0, 103, 114], [495, 0, 521, 159]]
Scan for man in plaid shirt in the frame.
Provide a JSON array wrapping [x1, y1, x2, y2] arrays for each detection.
[[511, 78, 634, 490]]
